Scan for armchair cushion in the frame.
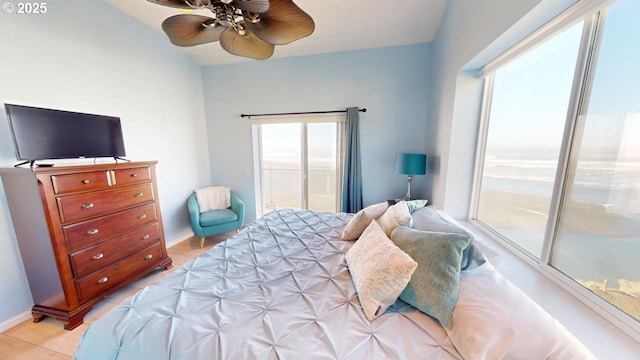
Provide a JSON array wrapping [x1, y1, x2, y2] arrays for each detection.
[[199, 209, 238, 227]]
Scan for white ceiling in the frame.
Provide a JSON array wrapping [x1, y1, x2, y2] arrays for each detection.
[[105, 0, 448, 66]]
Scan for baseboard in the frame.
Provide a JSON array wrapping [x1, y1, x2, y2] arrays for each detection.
[[166, 232, 194, 249], [0, 310, 32, 333]]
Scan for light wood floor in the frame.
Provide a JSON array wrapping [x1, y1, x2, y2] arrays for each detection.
[[0, 234, 228, 360]]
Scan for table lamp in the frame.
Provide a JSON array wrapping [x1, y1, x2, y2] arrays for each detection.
[[395, 153, 427, 201]]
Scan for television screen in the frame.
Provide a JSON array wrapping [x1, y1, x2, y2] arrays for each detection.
[[5, 104, 126, 162]]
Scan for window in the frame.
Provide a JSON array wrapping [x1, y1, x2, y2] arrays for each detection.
[[253, 116, 343, 215], [552, 0, 640, 322], [474, 0, 640, 335], [477, 21, 583, 257]]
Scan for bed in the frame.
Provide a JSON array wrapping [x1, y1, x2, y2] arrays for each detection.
[[74, 204, 595, 360]]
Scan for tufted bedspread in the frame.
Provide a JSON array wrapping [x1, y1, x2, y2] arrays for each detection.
[[74, 209, 462, 359]]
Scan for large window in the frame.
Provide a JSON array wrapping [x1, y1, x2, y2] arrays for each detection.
[[253, 116, 343, 215], [474, 0, 640, 333], [477, 21, 583, 256]]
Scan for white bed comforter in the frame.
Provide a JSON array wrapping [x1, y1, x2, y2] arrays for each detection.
[[75, 209, 462, 360]]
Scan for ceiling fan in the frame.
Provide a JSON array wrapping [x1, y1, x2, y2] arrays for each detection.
[[148, 0, 315, 60]]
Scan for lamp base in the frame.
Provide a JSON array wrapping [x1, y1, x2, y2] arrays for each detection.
[[404, 175, 413, 201]]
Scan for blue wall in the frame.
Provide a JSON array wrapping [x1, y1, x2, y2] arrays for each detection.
[[201, 44, 432, 220]]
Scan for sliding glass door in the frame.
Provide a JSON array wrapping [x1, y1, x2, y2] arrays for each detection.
[[260, 123, 303, 211], [254, 116, 343, 215], [307, 122, 340, 211]]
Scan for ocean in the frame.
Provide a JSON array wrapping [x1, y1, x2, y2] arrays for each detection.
[[482, 147, 640, 207], [479, 147, 640, 288]]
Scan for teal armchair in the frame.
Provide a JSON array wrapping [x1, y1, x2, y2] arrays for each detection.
[[188, 191, 245, 248]]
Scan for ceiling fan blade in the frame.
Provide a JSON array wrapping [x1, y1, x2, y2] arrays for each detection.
[[245, 0, 314, 45], [231, 0, 270, 14], [162, 15, 224, 47], [148, 0, 209, 10], [219, 26, 275, 60]]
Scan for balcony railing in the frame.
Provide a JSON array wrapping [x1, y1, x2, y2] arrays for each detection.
[[262, 167, 337, 213]]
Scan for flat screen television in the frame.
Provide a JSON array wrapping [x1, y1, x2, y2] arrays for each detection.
[[4, 104, 126, 166]]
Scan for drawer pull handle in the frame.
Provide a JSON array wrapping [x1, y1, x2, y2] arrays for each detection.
[[142, 234, 150, 240], [138, 214, 147, 219], [97, 277, 109, 284], [92, 253, 104, 260], [144, 254, 153, 260], [82, 203, 94, 209], [131, 173, 139, 178], [86, 228, 99, 235], [135, 192, 144, 198], [82, 179, 90, 184]]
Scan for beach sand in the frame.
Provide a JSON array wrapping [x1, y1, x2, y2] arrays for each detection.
[[477, 188, 640, 320]]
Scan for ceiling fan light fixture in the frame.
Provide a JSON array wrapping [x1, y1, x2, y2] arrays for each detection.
[[243, 11, 261, 24], [236, 22, 247, 36], [149, 0, 313, 60], [214, 6, 232, 27]]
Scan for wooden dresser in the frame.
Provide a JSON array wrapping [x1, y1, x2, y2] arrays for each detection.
[[0, 161, 172, 330]]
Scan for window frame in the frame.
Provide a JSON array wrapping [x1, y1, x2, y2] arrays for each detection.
[[470, 0, 640, 341]]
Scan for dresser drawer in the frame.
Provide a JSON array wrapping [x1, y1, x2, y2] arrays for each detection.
[[75, 242, 162, 302], [57, 183, 155, 223], [51, 171, 111, 194], [64, 203, 157, 251], [113, 166, 151, 186], [70, 223, 160, 277]]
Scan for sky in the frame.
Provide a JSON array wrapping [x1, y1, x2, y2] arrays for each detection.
[[259, 120, 338, 167], [486, 0, 639, 156]]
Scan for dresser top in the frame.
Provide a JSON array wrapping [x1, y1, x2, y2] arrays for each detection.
[[0, 160, 158, 175]]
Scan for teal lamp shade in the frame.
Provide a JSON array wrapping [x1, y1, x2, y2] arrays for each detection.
[[395, 153, 427, 200], [395, 153, 427, 175]]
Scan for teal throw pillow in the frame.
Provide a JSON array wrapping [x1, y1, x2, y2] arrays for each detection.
[[390, 226, 470, 329]]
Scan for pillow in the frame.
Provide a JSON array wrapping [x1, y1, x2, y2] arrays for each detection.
[[411, 205, 486, 270], [405, 199, 428, 213], [411, 205, 465, 233], [390, 226, 470, 329], [195, 186, 230, 212], [341, 202, 389, 240], [345, 221, 417, 321], [436, 209, 501, 266], [446, 263, 595, 359], [377, 201, 412, 237]]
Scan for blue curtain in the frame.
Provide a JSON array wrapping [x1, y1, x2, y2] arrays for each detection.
[[341, 107, 363, 213]]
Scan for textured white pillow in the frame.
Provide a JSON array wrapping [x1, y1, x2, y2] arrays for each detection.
[[345, 221, 418, 321], [341, 202, 389, 240], [377, 201, 412, 237], [446, 263, 595, 360]]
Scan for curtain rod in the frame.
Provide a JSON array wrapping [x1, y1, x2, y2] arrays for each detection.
[[241, 108, 366, 118]]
